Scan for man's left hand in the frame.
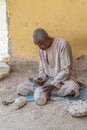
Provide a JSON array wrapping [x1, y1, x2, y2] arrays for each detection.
[[42, 85, 55, 99]]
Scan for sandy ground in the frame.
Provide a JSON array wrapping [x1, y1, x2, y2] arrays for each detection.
[[0, 56, 87, 130]]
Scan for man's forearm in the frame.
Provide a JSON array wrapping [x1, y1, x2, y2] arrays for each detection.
[[51, 67, 70, 87]]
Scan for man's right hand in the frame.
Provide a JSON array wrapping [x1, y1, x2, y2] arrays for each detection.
[[36, 77, 45, 86]]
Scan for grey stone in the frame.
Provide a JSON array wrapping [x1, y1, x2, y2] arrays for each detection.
[[0, 62, 10, 80]]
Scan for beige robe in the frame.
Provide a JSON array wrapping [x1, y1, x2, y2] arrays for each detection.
[[38, 38, 78, 85]]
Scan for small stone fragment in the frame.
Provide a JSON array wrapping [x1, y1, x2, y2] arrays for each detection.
[[2, 100, 9, 105], [14, 96, 27, 110]]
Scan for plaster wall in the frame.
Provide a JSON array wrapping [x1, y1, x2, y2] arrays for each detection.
[[7, 0, 87, 59]]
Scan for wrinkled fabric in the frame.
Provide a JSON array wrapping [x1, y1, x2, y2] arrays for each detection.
[[17, 38, 80, 97], [17, 77, 79, 97], [38, 38, 80, 87]]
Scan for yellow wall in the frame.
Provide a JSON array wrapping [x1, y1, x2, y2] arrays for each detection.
[[7, 0, 87, 60]]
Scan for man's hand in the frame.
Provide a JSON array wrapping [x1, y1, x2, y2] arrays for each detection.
[[28, 77, 45, 86], [36, 77, 45, 86], [42, 85, 55, 99]]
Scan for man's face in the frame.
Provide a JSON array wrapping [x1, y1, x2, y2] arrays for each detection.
[[34, 38, 49, 50]]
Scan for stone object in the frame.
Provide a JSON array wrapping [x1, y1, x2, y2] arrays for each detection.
[[2, 100, 9, 105], [14, 96, 27, 110], [34, 87, 47, 105], [2, 98, 14, 105], [0, 62, 10, 79], [68, 100, 87, 117]]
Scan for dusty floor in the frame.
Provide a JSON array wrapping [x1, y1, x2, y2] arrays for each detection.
[[0, 56, 87, 130]]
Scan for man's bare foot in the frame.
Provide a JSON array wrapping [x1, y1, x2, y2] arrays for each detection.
[[69, 90, 75, 96]]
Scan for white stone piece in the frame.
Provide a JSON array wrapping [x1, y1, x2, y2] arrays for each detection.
[[0, 62, 10, 79], [14, 96, 27, 110], [68, 100, 87, 117], [34, 87, 47, 105]]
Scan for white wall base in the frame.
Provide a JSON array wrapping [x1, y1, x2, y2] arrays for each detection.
[[0, 0, 9, 62]]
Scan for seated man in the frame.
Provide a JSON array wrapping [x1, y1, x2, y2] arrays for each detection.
[[17, 28, 80, 99]]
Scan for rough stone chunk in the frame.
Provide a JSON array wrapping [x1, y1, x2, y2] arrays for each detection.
[[0, 62, 10, 79], [34, 87, 47, 106], [68, 100, 87, 117], [14, 96, 27, 110]]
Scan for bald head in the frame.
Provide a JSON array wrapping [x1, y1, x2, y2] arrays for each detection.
[[32, 28, 53, 50], [32, 28, 49, 43]]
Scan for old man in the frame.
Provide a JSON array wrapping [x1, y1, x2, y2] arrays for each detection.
[[17, 28, 80, 100]]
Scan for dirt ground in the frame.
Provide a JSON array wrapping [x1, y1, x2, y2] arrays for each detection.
[[0, 56, 87, 130]]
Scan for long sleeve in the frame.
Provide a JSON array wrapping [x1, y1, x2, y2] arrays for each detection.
[[38, 50, 47, 79], [51, 42, 72, 87]]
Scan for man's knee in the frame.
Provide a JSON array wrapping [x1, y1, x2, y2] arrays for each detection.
[[17, 82, 30, 96]]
